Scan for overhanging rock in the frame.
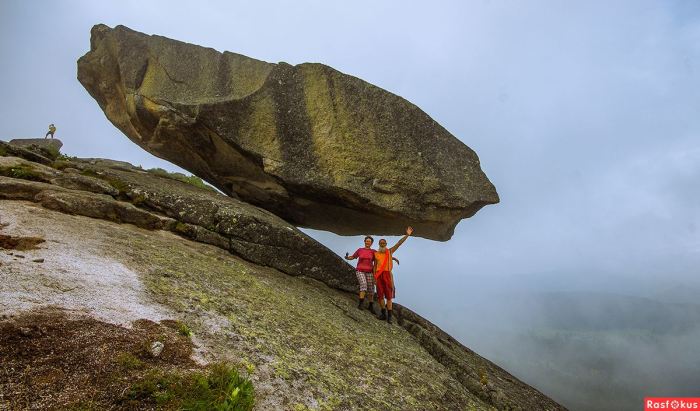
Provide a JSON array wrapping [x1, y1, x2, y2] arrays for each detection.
[[78, 24, 499, 240]]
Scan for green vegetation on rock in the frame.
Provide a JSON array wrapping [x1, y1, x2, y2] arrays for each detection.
[[40, 144, 61, 161], [176, 321, 193, 337], [104, 176, 129, 195], [124, 363, 254, 411], [147, 168, 217, 193], [52, 154, 79, 170], [0, 164, 46, 182], [103, 227, 485, 410], [116, 352, 144, 370]]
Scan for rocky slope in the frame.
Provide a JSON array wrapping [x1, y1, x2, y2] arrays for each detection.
[[77, 24, 499, 241], [0, 140, 563, 410]]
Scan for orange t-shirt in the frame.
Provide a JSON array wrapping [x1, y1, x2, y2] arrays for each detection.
[[374, 249, 393, 279]]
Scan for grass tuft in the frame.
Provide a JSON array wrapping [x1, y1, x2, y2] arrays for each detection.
[[176, 321, 193, 337]]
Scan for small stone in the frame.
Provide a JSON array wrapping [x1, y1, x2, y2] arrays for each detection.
[[32, 258, 45, 263], [150, 341, 164, 357], [15, 255, 25, 259], [19, 327, 32, 336]]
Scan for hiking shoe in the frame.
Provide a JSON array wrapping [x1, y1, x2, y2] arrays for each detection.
[[377, 308, 387, 321]]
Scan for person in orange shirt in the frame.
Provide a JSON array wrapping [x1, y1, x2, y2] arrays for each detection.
[[374, 226, 413, 324]]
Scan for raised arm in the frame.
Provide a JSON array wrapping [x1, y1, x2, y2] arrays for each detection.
[[390, 226, 413, 253]]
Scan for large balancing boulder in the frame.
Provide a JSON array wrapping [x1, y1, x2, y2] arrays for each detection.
[[78, 24, 498, 240]]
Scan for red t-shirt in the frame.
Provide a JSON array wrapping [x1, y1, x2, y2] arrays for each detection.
[[352, 247, 375, 273]]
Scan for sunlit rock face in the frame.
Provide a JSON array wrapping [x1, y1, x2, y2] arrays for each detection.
[[78, 24, 499, 241]]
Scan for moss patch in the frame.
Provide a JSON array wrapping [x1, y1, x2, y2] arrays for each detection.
[[0, 308, 207, 410], [116, 352, 144, 370]]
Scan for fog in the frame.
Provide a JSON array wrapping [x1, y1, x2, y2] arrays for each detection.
[[1, 1, 699, 409]]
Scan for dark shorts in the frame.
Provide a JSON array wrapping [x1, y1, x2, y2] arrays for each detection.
[[376, 271, 394, 300]]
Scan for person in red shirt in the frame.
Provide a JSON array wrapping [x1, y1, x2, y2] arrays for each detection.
[[374, 226, 413, 324], [345, 236, 377, 313]]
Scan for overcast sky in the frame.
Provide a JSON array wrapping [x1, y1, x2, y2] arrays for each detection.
[[1, 0, 699, 336]]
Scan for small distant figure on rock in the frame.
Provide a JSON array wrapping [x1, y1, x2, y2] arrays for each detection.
[[45, 124, 56, 139]]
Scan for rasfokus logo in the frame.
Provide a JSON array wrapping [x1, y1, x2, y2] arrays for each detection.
[[645, 398, 700, 410]]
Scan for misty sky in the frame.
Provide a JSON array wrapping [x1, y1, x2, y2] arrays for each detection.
[[1, 1, 699, 404]]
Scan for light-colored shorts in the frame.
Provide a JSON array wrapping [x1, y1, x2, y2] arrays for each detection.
[[355, 270, 375, 294]]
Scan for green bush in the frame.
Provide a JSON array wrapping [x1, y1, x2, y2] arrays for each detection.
[[125, 363, 254, 411]]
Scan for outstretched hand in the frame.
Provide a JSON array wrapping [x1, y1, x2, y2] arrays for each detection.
[[406, 226, 414, 236]]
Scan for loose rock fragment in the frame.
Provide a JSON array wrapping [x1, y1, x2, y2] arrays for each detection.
[[150, 341, 164, 357]]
